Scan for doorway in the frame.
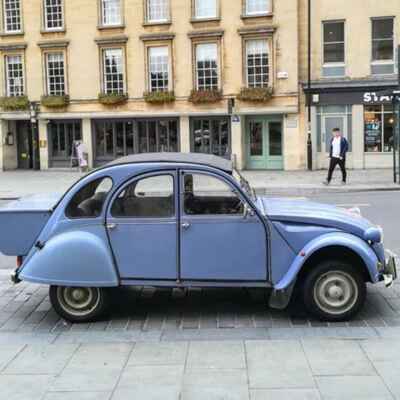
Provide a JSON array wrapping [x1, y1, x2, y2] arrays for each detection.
[[17, 121, 39, 169], [246, 116, 283, 170]]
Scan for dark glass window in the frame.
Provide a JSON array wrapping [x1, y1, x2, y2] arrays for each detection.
[[111, 175, 174, 218], [364, 105, 394, 153], [49, 120, 81, 162], [66, 177, 113, 218], [184, 173, 244, 215], [269, 122, 283, 156], [372, 18, 394, 61], [191, 117, 230, 158], [323, 21, 345, 64]]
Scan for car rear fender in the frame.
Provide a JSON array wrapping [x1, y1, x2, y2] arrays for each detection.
[[19, 227, 119, 287], [274, 232, 379, 290]]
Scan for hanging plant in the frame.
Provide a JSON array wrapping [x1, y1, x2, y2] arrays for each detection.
[[144, 91, 176, 104], [41, 95, 70, 108], [98, 92, 128, 105], [188, 89, 223, 104], [0, 96, 30, 111], [237, 87, 273, 103]]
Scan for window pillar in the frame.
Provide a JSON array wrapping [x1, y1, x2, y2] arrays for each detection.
[[231, 117, 244, 170], [352, 104, 365, 169], [82, 118, 94, 169], [179, 116, 190, 153]]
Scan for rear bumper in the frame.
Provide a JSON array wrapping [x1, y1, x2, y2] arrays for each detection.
[[10, 269, 21, 284], [381, 255, 398, 287]]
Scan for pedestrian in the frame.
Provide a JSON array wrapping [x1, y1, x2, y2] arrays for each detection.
[[323, 127, 349, 185]]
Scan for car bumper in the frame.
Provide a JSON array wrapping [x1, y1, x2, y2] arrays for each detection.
[[10, 269, 21, 284], [381, 255, 398, 287]]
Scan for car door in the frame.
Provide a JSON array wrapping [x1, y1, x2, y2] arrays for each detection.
[[106, 171, 178, 280], [179, 170, 267, 281]]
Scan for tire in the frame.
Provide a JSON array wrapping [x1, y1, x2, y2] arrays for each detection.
[[49, 286, 110, 323], [302, 260, 366, 321]]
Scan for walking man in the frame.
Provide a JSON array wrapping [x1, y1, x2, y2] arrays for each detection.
[[323, 127, 349, 185]]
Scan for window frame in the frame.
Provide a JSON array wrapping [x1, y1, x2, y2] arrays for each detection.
[[244, 37, 271, 88], [322, 20, 346, 67], [193, 41, 220, 91], [44, 51, 67, 96], [43, 0, 64, 32], [371, 16, 395, 65], [145, 0, 170, 24], [99, 0, 123, 28], [2, 0, 23, 34], [243, 0, 272, 17], [146, 45, 171, 92], [364, 105, 394, 154], [4, 53, 25, 97], [192, 0, 219, 21], [109, 171, 177, 220], [100, 46, 126, 95]]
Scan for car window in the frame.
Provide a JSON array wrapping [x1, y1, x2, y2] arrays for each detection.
[[184, 173, 244, 215], [111, 175, 175, 218], [65, 177, 113, 218]]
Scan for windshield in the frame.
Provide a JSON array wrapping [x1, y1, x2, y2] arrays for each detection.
[[233, 169, 257, 201]]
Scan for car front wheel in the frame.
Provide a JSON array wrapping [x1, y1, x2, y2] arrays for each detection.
[[303, 260, 366, 321], [49, 286, 110, 323]]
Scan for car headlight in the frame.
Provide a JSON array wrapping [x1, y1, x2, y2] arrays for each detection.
[[364, 227, 382, 244]]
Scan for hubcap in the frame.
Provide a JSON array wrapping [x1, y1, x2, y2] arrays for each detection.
[[313, 271, 358, 315], [57, 287, 100, 317]]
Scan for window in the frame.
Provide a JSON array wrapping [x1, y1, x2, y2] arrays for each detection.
[[66, 177, 113, 218], [184, 173, 244, 215], [191, 117, 230, 157], [101, 0, 122, 26], [147, 0, 169, 23], [5, 55, 24, 96], [196, 43, 218, 90], [49, 120, 81, 166], [364, 105, 394, 153], [44, 0, 63, 30], [245, 0, 270, 16], [194, 0, 217, 19], [102, 48, 124, 94], [246, 39, 269, 88], [148, 46, 169, 92], [46, 53, 66, 96], [372, 18, 394, 62], [3, 0, 22, 32], [323, 21, 345, 64], [111, 175, 174, 218]]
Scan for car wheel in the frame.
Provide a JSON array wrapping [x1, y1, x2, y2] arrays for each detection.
[[303, 260, 366, 321], [49, 286, 110, 323]]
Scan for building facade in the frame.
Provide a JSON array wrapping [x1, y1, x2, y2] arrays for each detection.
[[0, 0, 302, 171], [300, 0, 400, 170]]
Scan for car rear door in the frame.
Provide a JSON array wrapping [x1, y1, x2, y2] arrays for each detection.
[[106, 171, 178, 280]]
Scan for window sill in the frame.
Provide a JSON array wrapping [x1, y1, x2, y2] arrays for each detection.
[[97, 24, 125, 31], [40, 28, 66, 34], [0, 31, 24, 37], [190, 17, 221, 24], [240, 13, 273, 20], [143, 20, 172, 27]]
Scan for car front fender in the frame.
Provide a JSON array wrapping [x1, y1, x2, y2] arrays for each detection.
[[19, 228, 119, 287], [274, 232, 380, 290]]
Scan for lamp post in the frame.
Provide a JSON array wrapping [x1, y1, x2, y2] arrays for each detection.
[[29, 102, 39, 170], [306, 0, 313, 170]]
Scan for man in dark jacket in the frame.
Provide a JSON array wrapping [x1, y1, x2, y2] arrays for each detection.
[[323, 127, 349, 185]]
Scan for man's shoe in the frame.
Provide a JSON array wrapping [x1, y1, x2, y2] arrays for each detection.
[[323, 180, 330, 186], [341, 181, 346, 185]]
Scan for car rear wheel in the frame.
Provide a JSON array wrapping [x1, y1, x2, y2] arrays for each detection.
[[303, 260, 366, 321], [49, 286, 110, 323]]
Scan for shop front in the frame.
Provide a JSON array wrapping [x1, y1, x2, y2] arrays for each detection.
[[308, 81, 398, 169]]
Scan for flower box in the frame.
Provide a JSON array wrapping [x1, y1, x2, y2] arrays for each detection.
[[98, 93, 128, 106], [144, 91, 175, 104], [0, 96, 30, 111], [41, 95, 70, 108], [188, 89, 223, 104], [237, 87, 273, 102]]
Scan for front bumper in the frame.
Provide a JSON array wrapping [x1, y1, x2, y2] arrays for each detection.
[[10, 269, 21, 284], [381, 255, 398, 287]]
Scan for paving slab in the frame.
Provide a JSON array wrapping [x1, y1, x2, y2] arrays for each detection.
[[118, 365, 185, 387], [361, 339, 400, 362], [373, 361, 400, 399], [183, 368, 248, 386], [0, 374, 54, 400], [246, 340, 314, 389], [181, 385, 250, 400], [302, 339, 375, 376], [316, 375, 393, 400], [0, 344, 24, 371], [250, 389, 321, 400], [111, 386, 181, 400], [43, 393, 112, 400]]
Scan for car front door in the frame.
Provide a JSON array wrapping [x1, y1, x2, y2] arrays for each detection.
[[106, 171, 178, 280], [179, 171, 268, 281]]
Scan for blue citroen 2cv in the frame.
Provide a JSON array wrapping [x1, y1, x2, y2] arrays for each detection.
[[1, 153, 397, 322]]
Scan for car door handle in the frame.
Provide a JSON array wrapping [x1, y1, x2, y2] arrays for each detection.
[[181, 222, 191, 230], [107, 223, 117, 230]]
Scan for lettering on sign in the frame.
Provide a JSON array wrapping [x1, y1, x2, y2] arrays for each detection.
[[363, 92, 395, 104]]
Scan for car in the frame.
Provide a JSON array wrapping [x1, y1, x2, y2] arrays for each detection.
[[0, 153, 397, 322]]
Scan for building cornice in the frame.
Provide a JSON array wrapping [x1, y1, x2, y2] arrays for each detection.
[[237, 26, 276, 36], [37, 40, 70, 49], [139, 33, 175, 42], [94, 35, 129, 45], [0, 42, 27, 51], [187, 29, 224, 39]]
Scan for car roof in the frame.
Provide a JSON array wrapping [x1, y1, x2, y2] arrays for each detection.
[[106, 152, 233, 173]]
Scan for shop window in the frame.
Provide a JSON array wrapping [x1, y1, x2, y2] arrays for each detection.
[[44, 0, 64, 31], [364, 105, 394, 153], [183, 173, 244, 215], [3, 0, 22, 33], [111, 175, 174, 218], [66, 177, 113, 219], [191, 117, 230, 158], [322, 21, 345, 77]]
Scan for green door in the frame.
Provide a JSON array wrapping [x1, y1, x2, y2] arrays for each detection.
[[246, 117, 283, 170]]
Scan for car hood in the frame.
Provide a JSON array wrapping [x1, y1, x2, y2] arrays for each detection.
[[257, 197, 375, 239], [0, 192, 62, 212]]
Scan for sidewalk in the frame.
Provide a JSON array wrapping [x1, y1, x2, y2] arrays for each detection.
[[0, 168, 399, 199]]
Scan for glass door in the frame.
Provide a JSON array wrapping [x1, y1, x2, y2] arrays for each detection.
[[266, 121, 283, 170], [247, 118, 266, 169]]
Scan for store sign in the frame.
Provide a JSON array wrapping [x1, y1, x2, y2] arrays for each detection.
[[363, 92, 396, 104]]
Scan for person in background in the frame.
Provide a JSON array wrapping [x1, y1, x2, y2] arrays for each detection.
[[323, 127, 349, 185]]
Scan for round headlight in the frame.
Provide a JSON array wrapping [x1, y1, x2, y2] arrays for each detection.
[[364, 227, 382, 244]]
